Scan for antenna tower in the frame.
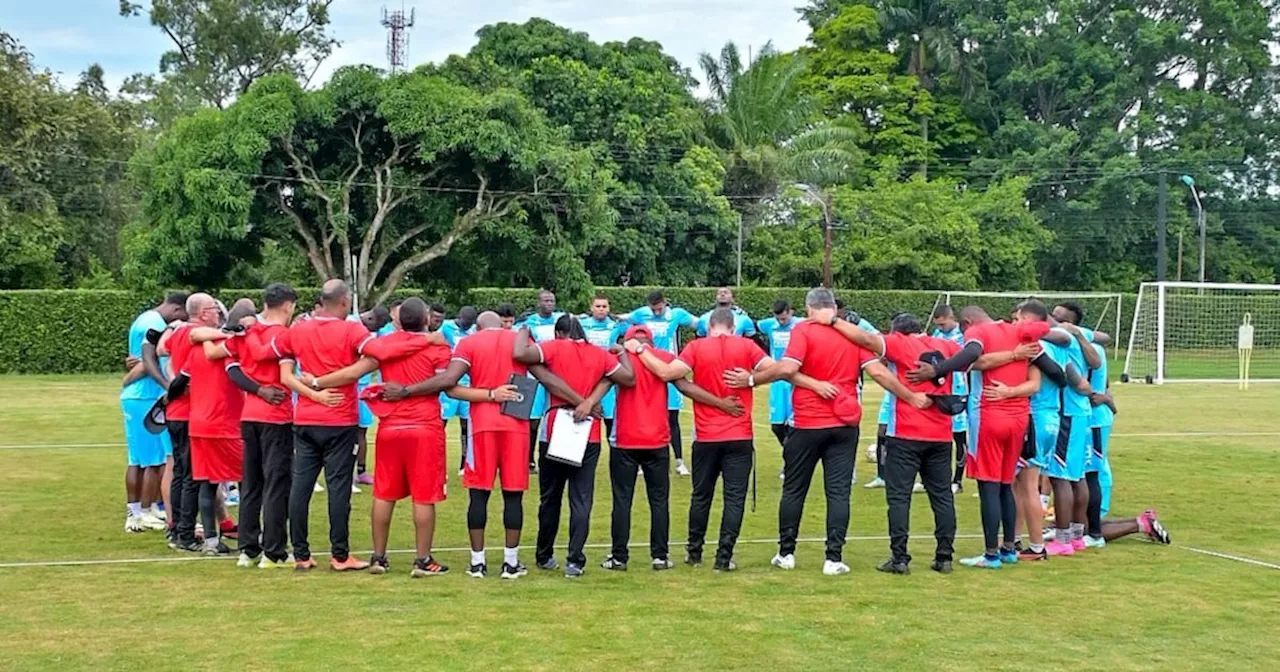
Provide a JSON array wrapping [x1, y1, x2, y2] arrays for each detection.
[[381, 5, 415, 73]]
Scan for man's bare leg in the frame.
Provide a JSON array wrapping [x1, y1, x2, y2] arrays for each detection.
[[1015, 467, 1045, 555], [140, 465, 160, 509], [1048, 478, 1075, 551], [160, 457, 173, 515], [413, 502, 436, 559]]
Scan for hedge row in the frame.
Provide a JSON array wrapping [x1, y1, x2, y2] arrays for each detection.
[[0, 287, 1135, 375]]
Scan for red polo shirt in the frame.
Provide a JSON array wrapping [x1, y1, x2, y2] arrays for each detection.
[[782, 322, 877, 430], [272, 315, 374, 427], [676, 334, 766, 442]]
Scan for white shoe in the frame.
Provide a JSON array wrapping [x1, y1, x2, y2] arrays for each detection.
[[259, 555, 289, 569], [124, 514, 145, 533], [950, 482, 961, 494], [912, 482, 925, 493], [313, 482, 325, 493], [771, 553, 796, 570], [138, 511, 167, 531], [236, 552, 254, 568], [864, 477, 886, 489], [822, 560, 851, 576], [351, 484, 362, 494], [458, 469, 465, 478], [779, 471, 786, 480], [675, 461, 690, 477], [150, 505, 167, 522], [638, 466, 644, 477]]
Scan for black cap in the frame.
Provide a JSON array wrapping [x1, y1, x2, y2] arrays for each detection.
[[144, 397, 168, 434]]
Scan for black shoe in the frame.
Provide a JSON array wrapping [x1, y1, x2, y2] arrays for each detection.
[[176, 539, 202, 553], [876, 559, 910, 575], [713, 559, 737, 572], [529, 462, 539, 475], [564, 563, 585, 579], [1014, 539, 1025, 553], [501, 562, 528, 580], [684, 552, 702, 566], [931, 560, 954, 574], [411, 557, 448, 578], [537, 557, 559, 571], [369, 553, 390, 575], [202, 542, 232, 557], [165, 528, 178, 549], [466, 562, 487, 578]]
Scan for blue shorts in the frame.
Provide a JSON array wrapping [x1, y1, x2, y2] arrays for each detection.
[[1086, 425, 1111, 473], [601, 386, 616, 420], [666, 382, 682, 411], [1043, 414, 1089, 481], [1025, 411, 1060, 469], [358, 400, 374, 429], [952, 410, 968, 434], [122, 398, 171, 467], [768, 380, 793, 425]]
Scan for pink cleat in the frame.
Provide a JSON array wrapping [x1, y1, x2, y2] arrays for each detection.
[[1071, 538, 1086, 552], [355, 472, 374, 486], [1045, 541, 1075, 557]]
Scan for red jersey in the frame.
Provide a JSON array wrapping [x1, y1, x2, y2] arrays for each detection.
[[227, 321, 292, 424], [364, 332, 451, 428], [537, 339, 620, 443], [782, 322, 878, 430], [164, 324, 196, 421], [676, 334, 766, 442], [965, 320, 1051, 417], [614, 349, 673, 449], [880, 333, 961, 442], [185, 341, 244, 439], [273, 315, 374, 427], [453, 328, 529, 434]]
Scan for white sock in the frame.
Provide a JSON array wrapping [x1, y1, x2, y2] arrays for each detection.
[[504, 546, 519, 566], [127, 502, 142, 516], [1039, 494, 1050, 510], [470, 549, 485, 566]]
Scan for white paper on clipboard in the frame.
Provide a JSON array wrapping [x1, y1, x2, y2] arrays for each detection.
[[546, 408, 593, 467]]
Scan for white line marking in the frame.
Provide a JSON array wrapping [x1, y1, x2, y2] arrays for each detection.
[[1179, 546, 1280, 570], [0, 443, 125, 449], [1110, 431, 1280, 438]]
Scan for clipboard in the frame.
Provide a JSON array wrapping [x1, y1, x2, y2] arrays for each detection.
[[545, 408, 593, 467], [500, 374, 539, 420]]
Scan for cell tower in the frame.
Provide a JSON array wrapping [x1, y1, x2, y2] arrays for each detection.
[[381, 5, 415, 73]]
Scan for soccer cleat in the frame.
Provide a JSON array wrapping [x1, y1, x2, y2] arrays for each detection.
[[876, 559, 910, 575], [1018, 547, 1049, 562], [330, 555, 370, 572], [999, 549, 1019, 565], [714, 559, 737, 573], [771, 553, 796, 570], [165, 528, 179, 549], [1084, 536, 1107, 549], [295, 557, 317, 571], [411, 557, 448, 578], [175, 539, 203, 553], [822, 560, 850, 576], [466, 563, 487, 578], [150, 505, 167, 522], [124, 514, 145, 534], [684, 552, 702, 566], [564, 563, 585, 579], [529, 462, 538, 475], [912, 482, 926, 494], [139, 512, 167, 531], [501, 562, 528, 580], [1045, 541, 1075, 557], [931, 560, 953, 574], [600, 556, 628, 571], [675, 461, 691, 477], [236, 552, 255, 568], [1071, 538, 1087, 552], [369, 554, 390, 575], [651, 557, 674, 571], [313, 482, 325, 493], [537, 557, 559, 571], [355, 472, 374, 486], [259, 556, 289, 570], [959, 555, 1002, 569], [864, 477, 886, 489], [639, 466, 644, 477], [350, 484, 362, 494], [203, 542, 232, 557], [1140, 510, 1171, 544], [219, 519, 238, 539]]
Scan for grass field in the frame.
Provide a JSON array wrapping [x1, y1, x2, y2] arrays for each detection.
[[1, 373, 1278, 670]]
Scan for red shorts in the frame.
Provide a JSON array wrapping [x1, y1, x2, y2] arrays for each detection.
[[462, 430, 529, 492], [374, 424, 446, 504], [190, 436, 243, 482], [968, 414, 1028, 485]]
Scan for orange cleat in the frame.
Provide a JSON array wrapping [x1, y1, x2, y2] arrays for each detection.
[[294, 558, 317, 572], [330, 555, 370, 572]]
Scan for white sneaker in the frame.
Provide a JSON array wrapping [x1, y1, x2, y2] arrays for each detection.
[[864, 477, 886, 489], [236, 552, 254, 568], [771, 553, 796, 570], [351, 484, 362, 494], [950, 482, 961, 494], [313, 482, 325, 493], [139, 511, 167, 531], [675, 461, 690, 477], [124, 514, 145, 533], [822, 560, 851, 576], [912, 482, 926, 493], [458, 468, 465, 478], [150, 505, 167, 522]]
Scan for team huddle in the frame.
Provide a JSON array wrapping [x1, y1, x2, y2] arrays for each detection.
[[118, 282, 1171, 579]]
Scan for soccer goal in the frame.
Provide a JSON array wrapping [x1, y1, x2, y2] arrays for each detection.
[[1123, 281, 1280, 384], [932, 290, 1125, 359]]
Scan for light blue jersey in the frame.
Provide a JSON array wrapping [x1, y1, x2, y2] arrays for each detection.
[[1030, 340, 1070, 415], [1059, 327, 1095, 418], [757, 316, 801, 425], [1088, 342, 1113, 429], [695, 306, 756, 338], [580, 315, 625, 419], [1087, 342, 1114, 511], [851, 317, 880, 405], [623, 305, 697, 410], [932, 325, 969, 433], [440, 319, 476, 420], [517, 311, 565, 418], [122, 310, 169, 402]]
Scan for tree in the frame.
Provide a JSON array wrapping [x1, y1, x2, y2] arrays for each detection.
[[119, 0, 338, 109], [125, 67, 614, 305]]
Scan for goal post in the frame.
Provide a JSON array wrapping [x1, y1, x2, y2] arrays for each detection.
[[932, 290, 1124, 359], [1123, 281, 1280, 384]]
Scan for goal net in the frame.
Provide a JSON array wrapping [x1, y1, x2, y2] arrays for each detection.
[[1124, 281, 1280, 384], [932, 290, 1124, 358]]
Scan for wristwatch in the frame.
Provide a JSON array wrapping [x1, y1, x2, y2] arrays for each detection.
[[309, 377, 321, 390], [748, 373, 756, 388], [634, 344, 647, 355]]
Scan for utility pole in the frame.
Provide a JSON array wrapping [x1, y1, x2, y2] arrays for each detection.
[[1156, 172, 1167, 281], [822, 193, 834, 288], [735, 213, 743, 288]]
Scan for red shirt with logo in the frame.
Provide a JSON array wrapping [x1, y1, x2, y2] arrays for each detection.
[[273, 315, 374, 426], [227, 321, 292, 424], [782, 322, 878, 430], [965, 320, 1051, 418], [676, 334, 766, 442], [537, 339, 621, 443]]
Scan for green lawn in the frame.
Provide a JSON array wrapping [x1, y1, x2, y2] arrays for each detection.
[[0, 375, 1278, 670]]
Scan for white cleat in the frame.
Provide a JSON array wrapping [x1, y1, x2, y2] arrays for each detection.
[[864, 477, 886, 489], [124, 514, 145, 533], [236, 552, 254, 568], [351, 484, 362, 494], [771, 553, 796, 570], [313, 482, 325, 493], [912, 482, 926, 493], [675, 461, 691, 477], [138, 512, 167, 531], [150, 505, 167, 522], [822, 560, 851, 576], [951, 482, 961, 494]]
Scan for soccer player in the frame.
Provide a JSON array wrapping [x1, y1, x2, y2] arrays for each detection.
[[695, 287, 756, 337], [931, 304, 969, 492], [813, 311, 960, 574], [597, 324, 745, 571], [725, 289, 922, 576], [627, 308, 767, 572], [622, 290, 698, 476], [121, 292, 187, 534], [272, 280, 378, 572], [442, 306, 479, 473], [756, 300, 799, 454], [513, 315, 635, 578], [1086, 340, 1115, 546], [580, 293, 626, 440], [380, 311, 584, 580], [516, 290, 566, 473], [428, 302, 446, 332], [496, 303, 518, 330], [908, 305, 1051, 569]]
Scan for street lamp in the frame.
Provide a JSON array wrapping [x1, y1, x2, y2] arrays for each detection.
[[1181, 175, 1206, 285], [794, 184, 834, 288]]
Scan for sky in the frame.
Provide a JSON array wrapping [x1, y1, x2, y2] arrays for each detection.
[[3, 0, 813, 94]]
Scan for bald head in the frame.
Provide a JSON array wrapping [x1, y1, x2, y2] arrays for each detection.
[[958, 305, 990, 331], [320, 279, 352, 317], [476, 311, 502, 330], [224, 298, 258, 329]]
